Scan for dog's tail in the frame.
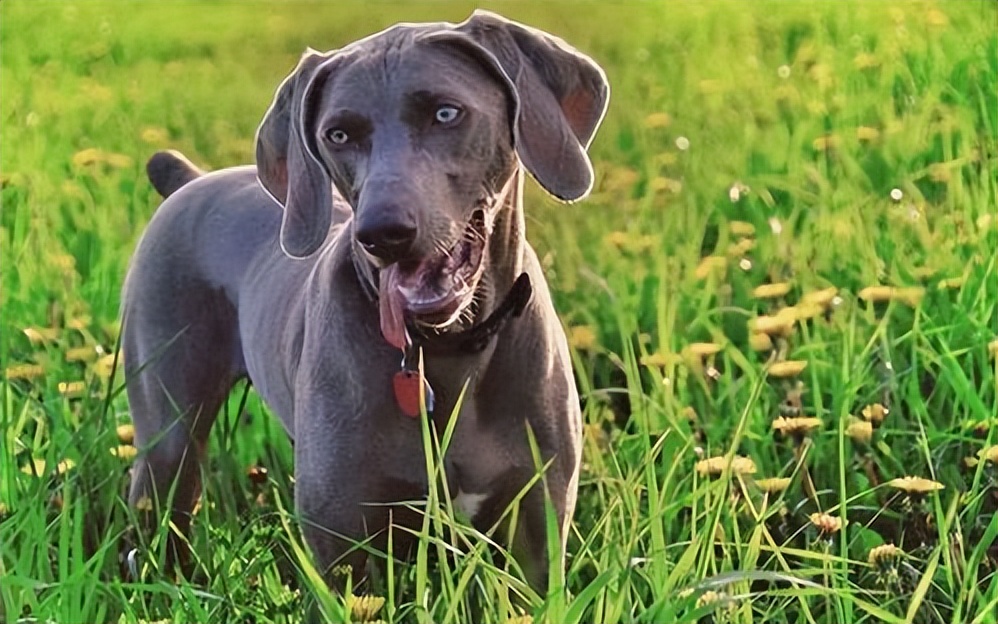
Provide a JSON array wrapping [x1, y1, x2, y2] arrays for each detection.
[[146, 150, 204, 198]]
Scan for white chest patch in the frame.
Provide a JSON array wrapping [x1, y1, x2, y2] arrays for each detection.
[[453, 490, 489, 519]]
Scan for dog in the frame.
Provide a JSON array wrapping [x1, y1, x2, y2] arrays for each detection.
[[121, 10, 609, 592]]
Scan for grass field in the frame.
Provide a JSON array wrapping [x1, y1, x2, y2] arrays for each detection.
[[2, 1, 997, 622]]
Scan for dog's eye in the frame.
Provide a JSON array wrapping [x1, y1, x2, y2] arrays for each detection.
[[326, 128, 349, 145], [434, 105, 462, 125]]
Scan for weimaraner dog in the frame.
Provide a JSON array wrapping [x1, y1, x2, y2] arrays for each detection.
[[121, 10, 608, 592]]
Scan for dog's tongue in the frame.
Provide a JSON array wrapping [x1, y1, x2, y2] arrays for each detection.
[[379, 265, 408, 351]]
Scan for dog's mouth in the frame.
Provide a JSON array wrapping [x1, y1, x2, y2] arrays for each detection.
[[379, 210, 489, 350]]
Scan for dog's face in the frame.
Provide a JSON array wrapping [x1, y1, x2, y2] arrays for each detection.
[[311, 41, 516, 329], [255, 11, 609, 347]]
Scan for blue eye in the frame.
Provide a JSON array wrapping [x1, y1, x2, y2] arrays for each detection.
[[326, 128, 349, 144], [434, 105, 461, 124]]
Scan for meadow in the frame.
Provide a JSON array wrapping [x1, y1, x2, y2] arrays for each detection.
[[1, 1, 996, 622]]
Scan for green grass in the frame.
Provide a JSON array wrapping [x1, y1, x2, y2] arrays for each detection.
[[2, 1, 997, 622]]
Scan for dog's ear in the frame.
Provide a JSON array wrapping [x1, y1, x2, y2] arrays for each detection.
[[422, 10, 609, 202], [255, 49, 338, 259]]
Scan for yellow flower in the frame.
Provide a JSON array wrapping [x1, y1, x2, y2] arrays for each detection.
[[111, 445, 138, 461], [888, 476, 944, 494], [694, 256, 727, 280], [140, 126, 170, 146], [117, 424, 135, 444], [695, 455, 757, 477], [729, 221, 756, 237], [5, 363, 44, 381], [937, 276, 965, 290], [749, 332, 773, 352], [21, 458, 75, 476], [696, 590, 724, 609], [643, 112, 671, 129], [801, 287, 838, 308], [727, 238, 756, 257], [752, 283, 792, 299], [749, 313, 795, 338], [858, 286, 924, 306], [856, 126, 880, 141], [135, 496, 154, 512], [639, 352, 673, 368], [57, 381, 86, 398], [977, 445, 998, 464], [754, 477, 791, 493], [348, 594, 385, 622], [22, 327, 59, 345], [812, 135, 840, 151], [683, 342, 723, 358], [925, 8, 948, 27], [502, 616, 533, 624], [861, 403, 889, 426], [604, 231, 630, 249], [868, 543, 902, 566], [567, 325, 598, 351], [846, 420, 873, 444], [649, 176, 682, 193], [809, 512, 844, 534], [767, 360, 808, 378], [772, 417, 821, 436], [65, 346, 99, 363]]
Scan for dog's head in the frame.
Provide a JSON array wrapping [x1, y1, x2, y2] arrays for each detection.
[[255, 11, 609, 345]]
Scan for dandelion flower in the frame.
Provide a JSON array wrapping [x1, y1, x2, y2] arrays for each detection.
[[65, 346, 99, 363], [861, 403, 889, 426], [568, 325, 598, 351], [643, 112, 671, 129], [696, 455, 757, 477], [696, 590, 725, 609], [752, 283, 792, 299], [978, 445, 998, 464], [694, 256, 727, 280], [856, 126, 880, 142], [729, 221, 755, 237], [111, 445, 138, 461], [868, 543, 902, 567], [140, 126, 170, 145], [754, 477, 792, 493], [812, 135, 839, 151], [767, 360, 808, 378], [749, 313, 795, 338], [604, 231, 630, 249], [749, 332, 773, 352], [809, 512, 844, 534], [640, 352, 675, 368], [801, 287, 839, 308], [772, 416, 821, 437], [135, 496, 154, 512], [846, 420, 873, 444], [22, 327, 59, 345], [348, 594, 385, 621], [57, 380, 86, 398], [888, 476, 944, 494], [683, 342, 723, 358], [5, 363, 44, 381]]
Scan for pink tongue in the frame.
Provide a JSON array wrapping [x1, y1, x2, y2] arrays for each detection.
[[379, 265, 408, 351]]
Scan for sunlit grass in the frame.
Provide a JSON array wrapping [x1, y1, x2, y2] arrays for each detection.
[[2, 1, 996, 622]]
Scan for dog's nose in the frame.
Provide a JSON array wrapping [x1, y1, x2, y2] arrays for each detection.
[[355, 209, 418, 263]]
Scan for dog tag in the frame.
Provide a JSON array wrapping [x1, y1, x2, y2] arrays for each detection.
[[393, 369, 435, 417]]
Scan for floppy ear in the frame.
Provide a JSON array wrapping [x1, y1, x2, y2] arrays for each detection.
[[255, 49, 337, 259], [423, 10, 610, 202]]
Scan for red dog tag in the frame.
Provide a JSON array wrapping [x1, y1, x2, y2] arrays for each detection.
[[393, 370, 434, 417]]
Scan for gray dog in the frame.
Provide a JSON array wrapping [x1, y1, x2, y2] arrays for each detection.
[[121, 10, 608, 592]]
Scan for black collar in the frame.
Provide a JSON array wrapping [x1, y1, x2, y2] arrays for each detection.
[[352, 250, 532, 356]]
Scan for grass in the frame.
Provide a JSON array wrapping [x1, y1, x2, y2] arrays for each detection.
[[2, 1, 997, 622]]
